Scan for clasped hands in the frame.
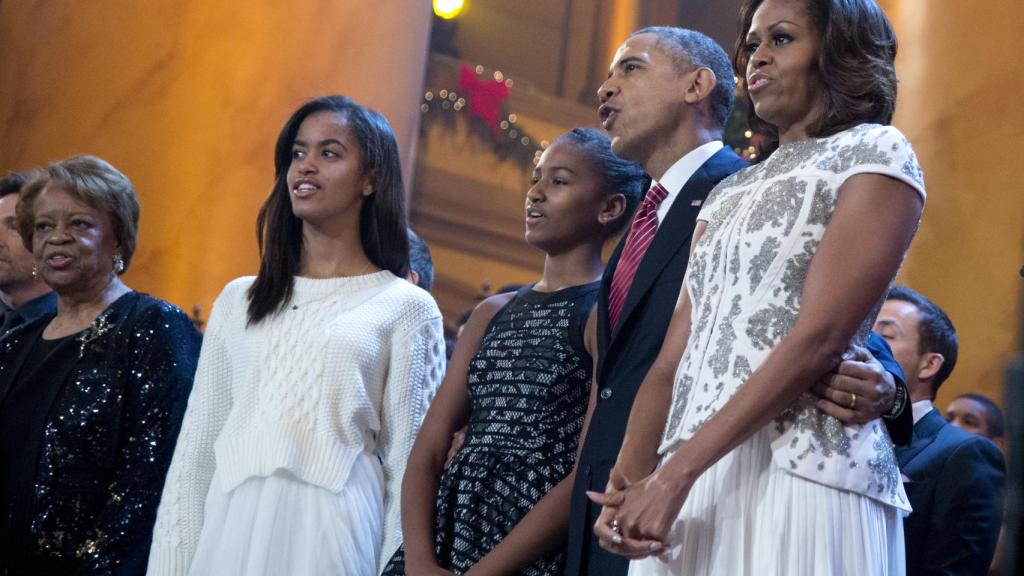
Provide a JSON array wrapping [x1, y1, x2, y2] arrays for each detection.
[[586, 345, 896, 560], [587, 467, 687, 561]]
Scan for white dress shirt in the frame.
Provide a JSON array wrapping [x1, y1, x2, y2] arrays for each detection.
[[654, 140, 724, 226]]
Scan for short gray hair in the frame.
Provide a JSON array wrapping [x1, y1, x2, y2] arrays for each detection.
[[631, 26, 735, 129]]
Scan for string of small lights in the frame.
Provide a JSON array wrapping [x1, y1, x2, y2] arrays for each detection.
[[420, 69, 759, 169], [420, 64, 547, 170]]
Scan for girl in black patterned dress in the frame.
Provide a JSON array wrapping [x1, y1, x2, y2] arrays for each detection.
[[384, 129, 645, 575]]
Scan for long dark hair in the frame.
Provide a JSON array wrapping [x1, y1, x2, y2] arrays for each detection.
[[734, 0, 898, 158], [247, 95, 409, 325]]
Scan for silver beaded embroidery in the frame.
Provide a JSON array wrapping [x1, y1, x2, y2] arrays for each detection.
[[708, 295, 743, 378], [748, 237, 781, 293], [776, 239, 818, 310], [775, 395, 853, 458], [662, 124, 923, 510], [807, 180, 836, 226], [663, 373, 694, 442], [866, 427, 904, 502], [745, 303, 797, 351], [745, 177, 806, 236], [729, 244, 741, 286], [819, 139, 890, 174]]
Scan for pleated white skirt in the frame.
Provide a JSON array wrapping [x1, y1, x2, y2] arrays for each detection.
[[629, 428, 905, 576], [187, 453, 385, 576]]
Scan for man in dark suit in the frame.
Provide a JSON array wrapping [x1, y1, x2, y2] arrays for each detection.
[[946, 392, 1006, 449], [0, 171, 55, 338], [876, 285, 1005, 576], [564, 26, 911, 576]]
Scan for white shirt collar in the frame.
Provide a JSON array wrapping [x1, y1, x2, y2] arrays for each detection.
[[911, 399, 934, 425], [653, 140, 724, 225]]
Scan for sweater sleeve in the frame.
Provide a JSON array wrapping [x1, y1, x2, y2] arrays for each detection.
[[377, 309, 445, 572], [147, 287, 238, 576]]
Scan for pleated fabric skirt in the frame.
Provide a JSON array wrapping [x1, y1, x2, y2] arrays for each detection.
[[187, 453, 385, 576], [629, 428, 905, 576]]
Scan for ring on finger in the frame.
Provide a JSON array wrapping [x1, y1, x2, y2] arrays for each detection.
[[848, 392, 857, 409], [610, 519, 623, 535]]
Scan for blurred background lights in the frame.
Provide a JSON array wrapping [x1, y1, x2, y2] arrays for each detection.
[[433, 0, 466, 20]]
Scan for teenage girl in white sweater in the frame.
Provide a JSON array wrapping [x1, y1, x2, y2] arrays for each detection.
[[148, 95, 446, 576]]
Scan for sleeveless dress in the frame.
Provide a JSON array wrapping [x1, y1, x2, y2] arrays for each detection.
[[631, 125, 926, 576], [383, 282, 599, 575]]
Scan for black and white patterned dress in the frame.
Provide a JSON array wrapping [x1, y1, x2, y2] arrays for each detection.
[[383, 282, 598, 575]]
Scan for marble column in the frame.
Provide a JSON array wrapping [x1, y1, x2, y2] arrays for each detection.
[[882, 0, 1024, 404], [0, 0, 432, 317]]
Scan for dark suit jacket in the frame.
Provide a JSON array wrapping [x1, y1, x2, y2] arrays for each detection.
[[564, 146, 747, 576], [896, 408, 1005, 576]]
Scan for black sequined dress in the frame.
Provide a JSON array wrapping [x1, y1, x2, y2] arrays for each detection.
[[0, 292, 201, 575], [384, 282, 598, 576]]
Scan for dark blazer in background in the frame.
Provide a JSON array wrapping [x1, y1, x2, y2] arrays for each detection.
[[564, 146, 747, 576], [896, 408, 1005, 576]]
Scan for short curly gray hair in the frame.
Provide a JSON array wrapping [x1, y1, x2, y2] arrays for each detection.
[[17, 155, 141, 272]]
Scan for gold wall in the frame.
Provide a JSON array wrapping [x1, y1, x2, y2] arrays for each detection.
[[3, 0, 1020, 409], [884, 0, 1024, 406], [0, 0, 432, 320]]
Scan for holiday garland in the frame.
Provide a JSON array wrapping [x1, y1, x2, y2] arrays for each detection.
[[420, 64, 760, 169], [420, 64, 546, 170]]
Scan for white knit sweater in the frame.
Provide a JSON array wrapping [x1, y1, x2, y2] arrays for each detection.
[[147, 272, 445, 575]]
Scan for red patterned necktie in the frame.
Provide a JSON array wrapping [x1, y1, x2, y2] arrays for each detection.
[[607, 182, 670, 330]]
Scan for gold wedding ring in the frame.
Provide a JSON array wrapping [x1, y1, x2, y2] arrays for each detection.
[[849, 392, 858, 410]]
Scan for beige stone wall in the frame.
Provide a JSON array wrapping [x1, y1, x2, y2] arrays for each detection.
[[0, 0, 432, 319], [3, 1, 1019, 408], [881, 0, 1024, 406]]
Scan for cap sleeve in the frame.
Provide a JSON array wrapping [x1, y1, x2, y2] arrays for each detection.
[[831, 124, 927, 201]]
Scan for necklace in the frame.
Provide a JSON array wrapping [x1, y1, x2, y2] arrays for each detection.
[[289, 269, 383, 311]]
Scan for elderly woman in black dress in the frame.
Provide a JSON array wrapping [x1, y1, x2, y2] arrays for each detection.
[[0, 155, 201, 574]]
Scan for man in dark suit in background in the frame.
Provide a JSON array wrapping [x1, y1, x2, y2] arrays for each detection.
[[564, 26, 910, 576], [0, 171, 55, 337], [946, 392, 1006, 450], [876, 285, 1005, 576]]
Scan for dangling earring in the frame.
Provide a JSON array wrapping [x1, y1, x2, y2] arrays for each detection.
[[112, 254, 125, 275], [362, 184, 374, 198], [31, 265, 38, 280]]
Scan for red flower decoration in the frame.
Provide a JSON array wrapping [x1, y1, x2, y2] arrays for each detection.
[[459, 64, 510, 141]]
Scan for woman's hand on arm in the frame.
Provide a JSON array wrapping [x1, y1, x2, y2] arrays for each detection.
[[401, 294, 513, 574], [608, 173, 924, 557], [813, 345, 895, 424]]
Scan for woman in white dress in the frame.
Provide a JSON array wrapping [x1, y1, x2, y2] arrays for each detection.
[[147, 95, 446, 576], [588, 1, 925, 574]]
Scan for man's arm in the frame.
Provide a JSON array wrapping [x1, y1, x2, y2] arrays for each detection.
[[812, 332, 912, 445]]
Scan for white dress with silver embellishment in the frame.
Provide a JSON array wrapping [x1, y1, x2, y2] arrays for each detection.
[[630, 124, 925, 576]]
